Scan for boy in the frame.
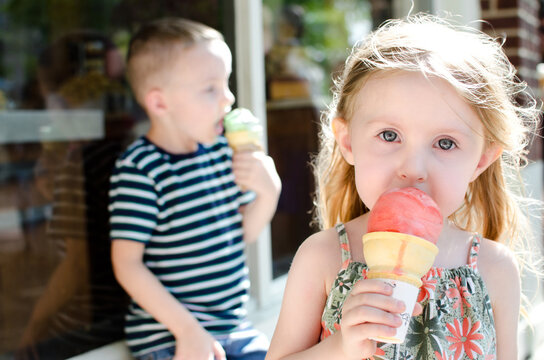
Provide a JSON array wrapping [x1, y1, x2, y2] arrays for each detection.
[[109, 18, 281, 360]]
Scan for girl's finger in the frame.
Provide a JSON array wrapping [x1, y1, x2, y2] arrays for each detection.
[[342, 303, 403, 328], [350, 278, 396, 296], [347, 321, 400, 339], [412, 302, 423, 316], [344, 291, 405, 314]]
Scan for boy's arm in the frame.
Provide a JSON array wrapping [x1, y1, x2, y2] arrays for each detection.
[[111, 239, 225, 360], [232, 151, 281, 243]]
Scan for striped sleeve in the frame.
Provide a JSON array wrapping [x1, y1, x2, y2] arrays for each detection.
[[109, 158, 159, 243]]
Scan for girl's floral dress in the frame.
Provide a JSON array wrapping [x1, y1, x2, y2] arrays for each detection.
[[321, 224, 496, 360]]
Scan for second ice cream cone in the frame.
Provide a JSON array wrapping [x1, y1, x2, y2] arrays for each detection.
[[224, 108, 263, 152]]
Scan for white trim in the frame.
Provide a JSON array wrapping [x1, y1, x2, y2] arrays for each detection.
[[66, 340, 132, 360], [0, 110, 104, 144], [233, 0, 274, 308]]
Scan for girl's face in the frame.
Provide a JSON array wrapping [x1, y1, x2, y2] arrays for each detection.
[[334, 71, 500, 219]]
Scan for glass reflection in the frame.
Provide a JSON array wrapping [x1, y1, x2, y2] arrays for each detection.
[[0, 31, 131, 359]]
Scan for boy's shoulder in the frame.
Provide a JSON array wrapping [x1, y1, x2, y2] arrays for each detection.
[[116, 135, 231, 169], [117, 136, 154, 164]]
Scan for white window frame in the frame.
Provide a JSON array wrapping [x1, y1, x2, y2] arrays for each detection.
[[234, 0, 287, 309]]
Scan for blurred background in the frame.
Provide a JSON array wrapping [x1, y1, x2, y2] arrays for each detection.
[[0, 0, 541, 359]]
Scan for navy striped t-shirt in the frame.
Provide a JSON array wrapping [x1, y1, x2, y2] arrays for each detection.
[[109, 136, 255, 357]]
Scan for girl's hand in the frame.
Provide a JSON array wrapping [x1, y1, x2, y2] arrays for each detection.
[[339, 278, 407, 359], [231, 151, 281, 197], [173, 326, 226, 360]]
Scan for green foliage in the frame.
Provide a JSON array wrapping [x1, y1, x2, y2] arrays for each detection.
[[264, 0, 371, 97], [3, 0, 119, 36]]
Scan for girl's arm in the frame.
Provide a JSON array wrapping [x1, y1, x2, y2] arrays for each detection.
[[232, 151, 281, 243], [479, 239, 521, 360], [266, 231, 404, 360]]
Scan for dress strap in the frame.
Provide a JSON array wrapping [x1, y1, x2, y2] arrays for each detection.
[[467, 233, 482, 271], [335, 223, 352, 269]]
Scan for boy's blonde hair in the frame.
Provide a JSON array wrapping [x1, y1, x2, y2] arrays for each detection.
[[126, 17, 224, 104], [313, 14, 541, 254]]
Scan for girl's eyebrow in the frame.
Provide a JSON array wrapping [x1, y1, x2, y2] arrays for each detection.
[[358, 116, 398, 125]]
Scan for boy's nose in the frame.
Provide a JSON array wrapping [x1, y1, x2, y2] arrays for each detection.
[[224, 88, 235, 108]]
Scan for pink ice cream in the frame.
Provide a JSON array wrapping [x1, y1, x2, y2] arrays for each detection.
[[367, 187, 443, 244]]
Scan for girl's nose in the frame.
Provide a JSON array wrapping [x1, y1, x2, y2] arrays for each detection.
[[397, 150, 428, 183]]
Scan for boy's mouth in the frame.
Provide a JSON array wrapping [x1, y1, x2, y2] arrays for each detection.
[[215, 117, 224, 135]]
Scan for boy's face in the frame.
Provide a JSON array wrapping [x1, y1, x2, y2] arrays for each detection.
[[160, 39, 235, 149], [334, 71, 499, 220]]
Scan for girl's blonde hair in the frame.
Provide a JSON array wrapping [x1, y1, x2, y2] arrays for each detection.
[[313, 14, 541, 257]]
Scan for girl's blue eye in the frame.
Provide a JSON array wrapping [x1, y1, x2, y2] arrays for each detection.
[[437, 138, 456, 150], [379, 130, 398, 142]]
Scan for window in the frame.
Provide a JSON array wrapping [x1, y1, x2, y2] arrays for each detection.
[[263, 0, 386, 277], [0, 1, 234, 358]]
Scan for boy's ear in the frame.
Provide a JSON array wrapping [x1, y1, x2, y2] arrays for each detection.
[[332, 117, 354, 165], [143, 88, 167, 117], [470, 144, 502, 182]]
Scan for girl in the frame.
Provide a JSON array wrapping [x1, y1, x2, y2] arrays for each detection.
[[266, 13, 541, 360]]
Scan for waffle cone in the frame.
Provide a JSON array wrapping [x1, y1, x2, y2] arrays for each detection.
[[363, 232, 438, 287], [225, 131, 262, 152]]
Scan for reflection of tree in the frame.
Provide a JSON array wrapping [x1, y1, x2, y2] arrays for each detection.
[[3, 0, 118, 38], [4, 0, 228, 35], [110, 0, 223, 31], [265, 0, 371, 98], [265, 4, 325, 100], [2, 0, 232, 110]]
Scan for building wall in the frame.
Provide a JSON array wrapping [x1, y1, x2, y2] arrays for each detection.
[[481, 0, 540, 88], [481, 0, 543, 160], [481, 2, 544, 359]]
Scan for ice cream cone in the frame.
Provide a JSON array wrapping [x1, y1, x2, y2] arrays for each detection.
[[362, 231, 438, 344], [363, 231, 438, 287], [224, 108, 263, 152]]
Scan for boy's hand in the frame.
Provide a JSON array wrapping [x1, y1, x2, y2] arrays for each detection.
[[231, 151, 281, 197], [339, 279, 419, 359], [174, 326, 225, 360]]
